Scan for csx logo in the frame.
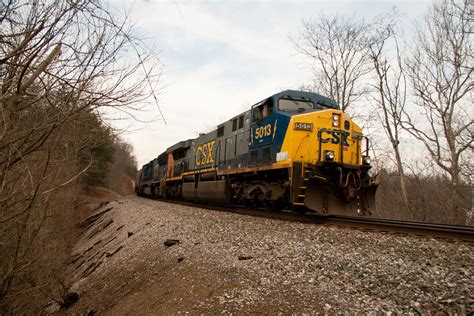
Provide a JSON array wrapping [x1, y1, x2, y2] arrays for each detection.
[[195, 140, 216, 166], [319, 128, 350, 146]]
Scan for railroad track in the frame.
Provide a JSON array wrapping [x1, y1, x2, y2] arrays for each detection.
[[147, 197, 474, 242], [321, 216, 474, 242]]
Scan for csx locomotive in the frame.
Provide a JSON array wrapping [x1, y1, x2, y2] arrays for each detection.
[[136, 90, 378, 216]]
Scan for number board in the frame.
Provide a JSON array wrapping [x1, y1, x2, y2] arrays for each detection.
[[294, 122, 313, 131]]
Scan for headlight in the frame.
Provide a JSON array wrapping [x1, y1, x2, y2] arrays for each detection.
[[362, 155, 371, 165], [325, 150, 335, 161], [332, 113, 340, 127]]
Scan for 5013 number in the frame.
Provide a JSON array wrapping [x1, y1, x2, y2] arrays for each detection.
[[254, 124, 272, 139]]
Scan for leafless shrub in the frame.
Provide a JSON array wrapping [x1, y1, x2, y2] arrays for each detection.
[[0, 0, 159, 313], [376, 169, 472, 225]]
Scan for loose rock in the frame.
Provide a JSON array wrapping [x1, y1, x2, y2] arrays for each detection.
[[67, 196, 474, 314]]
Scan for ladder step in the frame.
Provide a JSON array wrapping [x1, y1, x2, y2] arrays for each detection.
[[298, 194, 306, 197], [293, 202, 305, 206], [300, 186, 307, 189], [303, 178, 309, 181]]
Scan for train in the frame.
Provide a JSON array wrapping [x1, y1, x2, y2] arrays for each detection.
[[135, 90, 378, 216]]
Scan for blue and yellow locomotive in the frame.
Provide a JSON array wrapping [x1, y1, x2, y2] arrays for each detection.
[[136, 90, 378, 216]]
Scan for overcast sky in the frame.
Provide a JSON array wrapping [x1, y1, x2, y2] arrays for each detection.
[[113, 0, 431, 167]]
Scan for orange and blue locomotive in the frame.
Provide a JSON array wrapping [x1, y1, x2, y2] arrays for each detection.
[[136, 90, 378, 216]]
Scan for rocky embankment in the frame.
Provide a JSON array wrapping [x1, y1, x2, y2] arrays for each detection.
[[65, 196, 473, 314]]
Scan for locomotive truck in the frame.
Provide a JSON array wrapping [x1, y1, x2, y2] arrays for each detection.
[[136, 90, 378, 216]]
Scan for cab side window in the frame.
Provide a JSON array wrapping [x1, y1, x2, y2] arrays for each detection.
[[252, 107, 262, 122], [252, 101, 273, 123], [262, 102, 272, 118]]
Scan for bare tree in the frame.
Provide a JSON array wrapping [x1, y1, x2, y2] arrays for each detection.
[[403, 0, 473, 186], [368, 18, 410, 209], [0, 1, 160, 312], [105, 138, 138, 195], [292, 15, 373, 112]]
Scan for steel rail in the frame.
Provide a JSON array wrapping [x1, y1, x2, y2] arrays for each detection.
[[323, 215, 474, 242]]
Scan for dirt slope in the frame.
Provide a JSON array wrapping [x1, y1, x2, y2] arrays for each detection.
[[63, 196, 473, 314]]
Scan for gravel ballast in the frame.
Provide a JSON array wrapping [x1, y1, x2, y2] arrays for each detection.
[[67, 196, 473, 314]]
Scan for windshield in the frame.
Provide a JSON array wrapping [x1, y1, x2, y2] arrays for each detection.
[[278, 98, 314, 113]]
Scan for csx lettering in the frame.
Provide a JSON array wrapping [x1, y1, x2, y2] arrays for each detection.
[[254, 124, 272, 139], [195, 140, 216, 166], [319, 128, 350, 146]]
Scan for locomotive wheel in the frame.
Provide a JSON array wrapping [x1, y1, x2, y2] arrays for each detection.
[[245, 189, 263, 210]]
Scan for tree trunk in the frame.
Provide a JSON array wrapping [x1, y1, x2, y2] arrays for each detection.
[[393, 143, 409, 209]]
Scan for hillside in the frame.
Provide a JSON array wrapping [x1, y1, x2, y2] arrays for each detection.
[[57, 196, 472, 314]]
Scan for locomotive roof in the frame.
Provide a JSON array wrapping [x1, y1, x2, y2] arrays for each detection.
[[151, 90, 341, 166], [167, 139, 193, 152], [266, 90, 340, 110]]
